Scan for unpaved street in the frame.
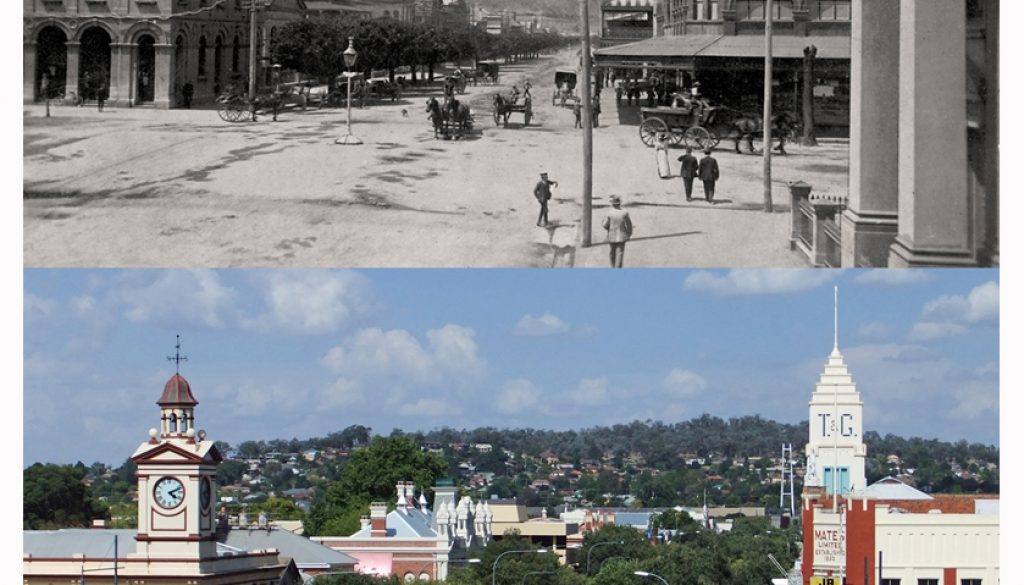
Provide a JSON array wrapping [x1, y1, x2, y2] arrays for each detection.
[[24, 49, 847, 268]]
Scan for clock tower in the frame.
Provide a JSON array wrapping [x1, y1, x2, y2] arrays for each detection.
[[804, 289, 867, 496], [131, 372, 222, 560]]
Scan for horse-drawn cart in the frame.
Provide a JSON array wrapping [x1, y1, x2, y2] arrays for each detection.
[[493, 92, 533, 127], [216, 90, 285, 122], [552, 70, 578, 106], [639, 100, 721, 150]]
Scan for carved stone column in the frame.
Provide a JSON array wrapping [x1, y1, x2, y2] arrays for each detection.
[[840, 0, 899, 266], [64, 41, 81, 103]]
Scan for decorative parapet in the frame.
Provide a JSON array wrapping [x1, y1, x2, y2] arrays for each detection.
[[789, 182, 847, 268]]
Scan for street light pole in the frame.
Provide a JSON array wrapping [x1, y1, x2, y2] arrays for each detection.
[[492, 549, 547, 585], [336, 37, 363, 145], [762, 0, 774, 212], [634, 571, 671, 585], [586, 540, 625, 575], [248, 0, 264, 101], [580, 0, 593, 246]]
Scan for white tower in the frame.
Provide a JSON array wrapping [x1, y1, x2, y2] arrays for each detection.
[[805, 287, 867, 498], [131, 371, 222, 560]]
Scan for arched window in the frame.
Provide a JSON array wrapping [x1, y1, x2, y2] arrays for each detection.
[[168, 412, 178, 433], [198, 36, 208, 77], [232, 35, 240, 73]]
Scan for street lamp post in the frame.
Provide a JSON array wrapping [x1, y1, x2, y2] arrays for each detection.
[[336, 36, 363, 145], [634, 571, 671, 585], [586, 540, 625, 575], [492, 549, 548, 585]]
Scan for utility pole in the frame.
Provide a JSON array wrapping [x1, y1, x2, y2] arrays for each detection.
[[762, 0, 774, 212], [580, 0, 593, 246], [248, 0, 265, 101]]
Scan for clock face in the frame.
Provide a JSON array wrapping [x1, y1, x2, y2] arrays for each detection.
[[153, 477, 185, 509], [200, 477, 212, 510]]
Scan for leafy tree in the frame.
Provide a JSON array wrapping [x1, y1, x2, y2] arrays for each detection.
[[272, 20, 352, 89], [217, 459, 248, 486], [250, 496, 306, 521], [305, 436, 446, 535], [467, 532, 559, 585], [24, 463, 109, 529], [580, 524, 652, 575]]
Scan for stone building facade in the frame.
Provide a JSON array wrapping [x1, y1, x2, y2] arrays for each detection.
[[23, 0, 307, 108]]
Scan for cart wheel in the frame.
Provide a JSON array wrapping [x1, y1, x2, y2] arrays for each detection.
[[684, 126, 713, 150], [668, 132, 685, 146], [639, 117, 668, 147], [217, 107, 232, 122], [708, 129, 721, 149]]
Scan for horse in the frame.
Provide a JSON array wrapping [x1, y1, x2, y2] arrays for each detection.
[[445, 97, 472, 138], [717, 109, 800, 154], [492, 93, 512, 128], [425, 97, 448, 139]]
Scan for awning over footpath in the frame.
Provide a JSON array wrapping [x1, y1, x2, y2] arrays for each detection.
[[594, 34, 850, 66]]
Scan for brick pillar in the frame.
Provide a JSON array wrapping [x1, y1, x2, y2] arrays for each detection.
[[943, 568, 957, 585], [25, 41, 38, 103], [840, 0, 899, 267], [801, 500, 815, 585], [845, 498, 876, 585], [64, 41, 81, 103], [888, 0, 974, 266], [111, 42, 130, 107], [154, 42, 173, 108]]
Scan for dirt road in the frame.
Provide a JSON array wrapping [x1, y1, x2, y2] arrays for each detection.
[[24, 49, 847, 268]]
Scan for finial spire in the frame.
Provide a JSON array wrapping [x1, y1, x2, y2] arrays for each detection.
[[834, 286, 838, 352], [167, 334, 188, 374]]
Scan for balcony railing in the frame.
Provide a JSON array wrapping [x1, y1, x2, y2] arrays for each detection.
[[789, 182, 846, 267]]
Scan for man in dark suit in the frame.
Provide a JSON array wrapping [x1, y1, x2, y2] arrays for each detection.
[[677, 146, 699, 201], [534, 172, 558, 227], [697, 148, 720, 203]]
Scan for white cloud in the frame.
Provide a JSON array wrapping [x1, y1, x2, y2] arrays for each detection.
[[25, 293, 56, 320], [909, 281, 998, 341], [948, 380, 999, 420], [565, 377, 612, 405], [683, 269, 836, 296], [857, 321, 892, 339], [397, 398, 451, 417], [663, 369, 708, 397], [252, 271, 372, 335], [70, 295, 96, 316], [513, 313, 571, 336], [852, 270, 932, 286], [496, 379, 541, 414], [120, 270, 237, 329], [321, 324, 483, 383]]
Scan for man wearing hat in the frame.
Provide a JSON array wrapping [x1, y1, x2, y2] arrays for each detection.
[[534, 172, 558, 227], [677, 146, 699, 201], [697, 148, 720, 203], [602, 195, 633, 268]]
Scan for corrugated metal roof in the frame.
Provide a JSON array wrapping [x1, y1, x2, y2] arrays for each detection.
[[225, 528, 358, 568], [859, 477, 933, 501], [595, 34, 849, 60]]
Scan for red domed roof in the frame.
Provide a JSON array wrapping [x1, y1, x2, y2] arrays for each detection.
[[158, 374, 198, 406]]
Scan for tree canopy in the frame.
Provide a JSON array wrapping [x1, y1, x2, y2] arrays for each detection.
[[24, 463, 109, 530]]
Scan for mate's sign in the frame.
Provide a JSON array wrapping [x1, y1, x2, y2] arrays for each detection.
[[809, 578, 843, 585], [813, 527, 846, 566]]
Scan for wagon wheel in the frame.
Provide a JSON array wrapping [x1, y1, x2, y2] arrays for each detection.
[[639, 117, 668, 147], [668, 131, 685, 146], [217, 103, 233, 122], [683, 126, 713, 150], [708, 128, 721, 149]]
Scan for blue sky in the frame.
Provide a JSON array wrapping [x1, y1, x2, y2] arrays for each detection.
[[23, 268, 999, 466]]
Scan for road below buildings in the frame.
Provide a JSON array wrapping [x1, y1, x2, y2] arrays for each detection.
[[24, 49, 847, 268]]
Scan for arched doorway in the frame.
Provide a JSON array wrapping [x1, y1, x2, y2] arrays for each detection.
[[79, 27, 112, 103], [136, 34, 156, 103], [35, 26, 68, 101], [214, 36, 224, 93]]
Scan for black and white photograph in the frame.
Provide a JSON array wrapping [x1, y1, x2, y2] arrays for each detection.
[[20, 0, 998, 268]]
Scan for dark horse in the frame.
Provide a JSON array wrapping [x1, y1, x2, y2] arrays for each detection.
[[492, 93, 512, 127], [445, 96, 473, 138], [426, 97, 447, 139], [723, 110, 800, 154]]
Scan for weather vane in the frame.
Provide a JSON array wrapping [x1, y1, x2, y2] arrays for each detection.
[[167, 334, 188, 374]]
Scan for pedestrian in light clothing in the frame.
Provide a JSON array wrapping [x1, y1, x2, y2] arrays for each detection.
[[602, 195, 633, 268], [573, 97, 582, 128], [534, 172, 558, 227], [698, 148, 719, 203], [677, 146, 699, 200]]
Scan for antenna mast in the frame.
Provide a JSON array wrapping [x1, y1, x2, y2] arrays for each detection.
[[780, 443, 795, 517]]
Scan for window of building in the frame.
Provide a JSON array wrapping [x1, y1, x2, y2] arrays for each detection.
[[198, 36, 207, 77], [880, 580, 901, 585], [403, 573, 415, 582], [813, 0, 851, 21], [961, 580, 982, 585], [917, 580, 939, 585], [709, 0, 719, 19], [966, 0, 984, 19]]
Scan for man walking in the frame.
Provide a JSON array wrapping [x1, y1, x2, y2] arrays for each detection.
[[573, 97, 582, 129], [602, 195, 633, 268], [534, 172, 558, 227], [96, 79, 106, 112], [677, 146, 699, 201], [697, 148, 720, 203]]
